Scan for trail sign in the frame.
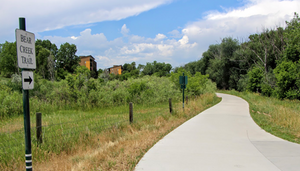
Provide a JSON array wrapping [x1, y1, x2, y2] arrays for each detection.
[[179, 75, 188, 85], [179, 73, 188, 109], [16, 29, 36, 69], [22, 71, 34, 90]]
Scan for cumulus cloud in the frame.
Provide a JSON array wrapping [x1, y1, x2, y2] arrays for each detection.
[[44, 24, 198, 69], [180, 0, 300, 62], [168, 29, 182, 38], [11, 0, 300, 70], [121, 24, 130, 35], [154, 33, 167, 41], [0, 0, 173, 41]]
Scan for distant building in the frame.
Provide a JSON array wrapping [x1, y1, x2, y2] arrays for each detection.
[[107, 65, 123, 75], [79, 55, 97, 72]]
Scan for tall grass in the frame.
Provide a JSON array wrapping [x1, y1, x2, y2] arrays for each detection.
[[0, 93, 220, 170], [221, 90, 300, 144], [0, 76, 182, 119]]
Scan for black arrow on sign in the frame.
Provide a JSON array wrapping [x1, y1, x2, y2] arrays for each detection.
[[24, 76, 32, 84]]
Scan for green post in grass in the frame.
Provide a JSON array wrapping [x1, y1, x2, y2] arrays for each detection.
[[19, 17, 32, 171], [179, 73, 188, 110]]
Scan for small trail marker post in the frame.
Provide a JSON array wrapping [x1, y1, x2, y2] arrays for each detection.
[[16, 17, 36, 171], [129, 102, 133, 124], [179, 73, 188, 110], [169, 98, 173, 114]]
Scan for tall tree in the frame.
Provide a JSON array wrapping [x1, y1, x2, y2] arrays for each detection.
[[283, 12, 300, 62], [35, 39, 58, 80], [239, 27, 285, 74], [142, 61, 171, 77], [35, 39, 58, 57], [220, 37, 240, 89], [56, 43, 79, 79], [123, 62, 136, 73], [205, 38, 239, 89], [36, 46, 50, 79], [200, 44, 221, 75]]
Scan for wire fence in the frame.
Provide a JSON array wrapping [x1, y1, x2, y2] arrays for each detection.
[[0, 98, 188, 167]]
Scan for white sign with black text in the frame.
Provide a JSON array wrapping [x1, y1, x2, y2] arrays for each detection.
[[16, 29, 36, 69]]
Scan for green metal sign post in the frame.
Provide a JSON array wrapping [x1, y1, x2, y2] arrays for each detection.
[[179, 73, 188, 110], [19, 17, 33, 171]]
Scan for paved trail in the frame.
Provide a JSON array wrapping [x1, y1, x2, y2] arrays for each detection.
[[135, 93, 300, 171]]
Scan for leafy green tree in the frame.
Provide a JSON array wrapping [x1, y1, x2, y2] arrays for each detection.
[[97, 69, 103, 75], [35, 39, 58, 57], [0, 42, 18, 77], [137, 64, 145, 71], [36, 46, 50, 79], [35, 39, 57, 80], [120, 62, 139, 80], [239, 27, 285, 73], [220, 37, 240, 89], [200, 44, 221, 75], [183, 61, 198, 75], [206, 58, 224, 89], [123, 62, 136, 73], [203, 38, 239, 89], [142, 62, 154, 76], [56, 43, 79, 79], [142, 61, 172, 77], [283, 12, 300, 62]]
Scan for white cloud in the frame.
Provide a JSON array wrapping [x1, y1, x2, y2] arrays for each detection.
[[168, 29, 182, 38], [70, 36, 78, 40], [180, 0, 300, 62], [44, 24, 197, 69], [154, 33, 167, 41], [0, 0, 173, 41], [121, 24, 130, 35], [8, 0, 300, 70]]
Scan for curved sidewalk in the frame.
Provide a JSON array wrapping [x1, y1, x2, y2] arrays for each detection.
[[135, 93, 300, 171]]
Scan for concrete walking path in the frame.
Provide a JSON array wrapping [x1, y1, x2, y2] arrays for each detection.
[[135, 93, 300, 171]]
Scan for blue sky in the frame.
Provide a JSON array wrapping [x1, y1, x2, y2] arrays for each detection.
[[1, 0, 299, 70]]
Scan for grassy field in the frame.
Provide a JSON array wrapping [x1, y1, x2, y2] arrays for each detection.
[[0, 93, 220, 170], [219, 90, 300, 144]]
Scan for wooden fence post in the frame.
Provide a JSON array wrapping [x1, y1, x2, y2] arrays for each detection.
[[36, 112, 42, 145], [129, 102, 133, 124], [186, 96, 188, 105], [169, 98, 173, 114]]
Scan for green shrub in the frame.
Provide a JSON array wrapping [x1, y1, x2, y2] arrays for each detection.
[[170, 68, 216, 96], [0, 83, 22, 118], [274, 60, 300, 99], [247, 67, 263, 92]]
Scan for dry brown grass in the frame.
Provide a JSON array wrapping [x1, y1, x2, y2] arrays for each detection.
[[34, 117, 186, 171], [8, 93, 220, 171]]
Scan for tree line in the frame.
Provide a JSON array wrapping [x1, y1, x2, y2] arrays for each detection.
[[0, 40, 79, 80], [0, 39, 173, 82], [179, 13, 300, 100], [98, 61, 172, 82]]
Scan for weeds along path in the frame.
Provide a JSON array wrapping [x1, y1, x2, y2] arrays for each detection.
[[135, 93, 300, 171]]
